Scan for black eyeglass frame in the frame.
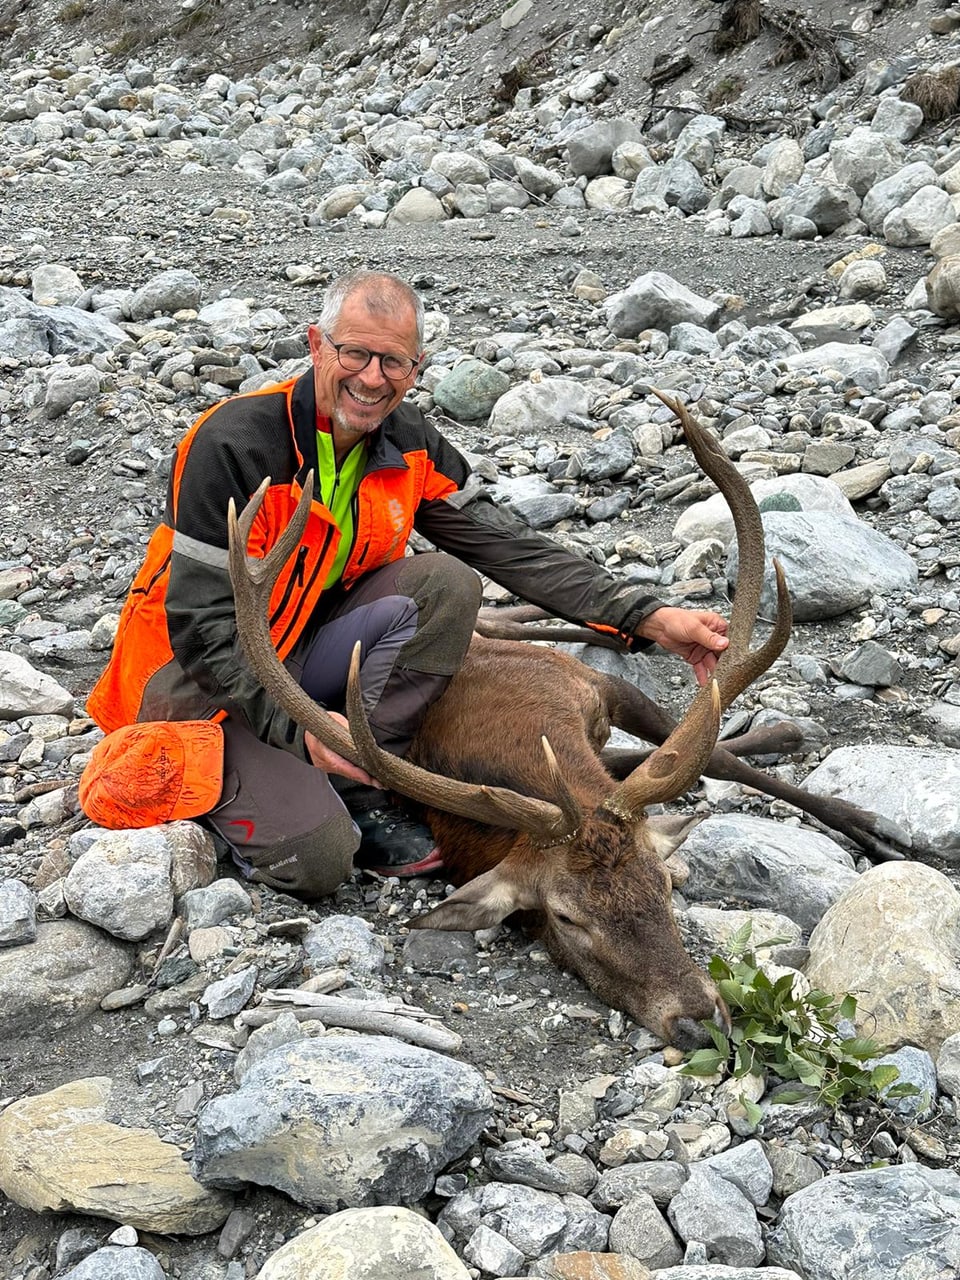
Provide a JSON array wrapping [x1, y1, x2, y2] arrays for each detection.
[[322, 331, 422, 381]]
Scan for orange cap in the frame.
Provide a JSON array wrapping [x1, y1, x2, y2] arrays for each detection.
[[78, 721, 224, 829]]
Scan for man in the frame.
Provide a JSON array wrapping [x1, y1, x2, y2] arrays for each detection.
[[84, 270, 728, 895]]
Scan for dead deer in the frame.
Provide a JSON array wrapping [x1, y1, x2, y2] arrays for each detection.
[[226, 392, 906, 1050]]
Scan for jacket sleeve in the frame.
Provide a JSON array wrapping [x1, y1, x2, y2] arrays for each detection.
[[163, 400, 309, 756], [414, 487, 665, 643]]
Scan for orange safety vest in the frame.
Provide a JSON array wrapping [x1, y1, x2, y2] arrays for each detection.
[[87, 373, 462, 734]]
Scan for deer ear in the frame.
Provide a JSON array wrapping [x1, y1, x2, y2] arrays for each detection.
[[412, 865, 533, 933], [645, 813, 701, 860], [645, 813, 702, 888]]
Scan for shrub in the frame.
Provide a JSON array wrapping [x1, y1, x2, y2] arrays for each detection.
[[682, 922, 918, 1121]]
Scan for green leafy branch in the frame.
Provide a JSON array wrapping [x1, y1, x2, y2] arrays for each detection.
[[681, 922, 918, 1121]]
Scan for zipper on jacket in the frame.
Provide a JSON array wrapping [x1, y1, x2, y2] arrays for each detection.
[[268, 544, 308, 628], [130, 552, 172, 597], [346, 491, 365, 570], [275, 524, 334, 652]]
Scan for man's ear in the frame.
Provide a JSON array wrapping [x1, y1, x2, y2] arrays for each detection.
[[307, 324, 323, 358]]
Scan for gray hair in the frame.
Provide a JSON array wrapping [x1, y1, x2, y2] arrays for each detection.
[[318, 270, 425, 350]]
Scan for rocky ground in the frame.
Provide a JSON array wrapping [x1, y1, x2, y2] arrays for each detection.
[[3, 1, 960, 1278]]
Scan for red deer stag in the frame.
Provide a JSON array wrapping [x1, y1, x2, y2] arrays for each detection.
[[226, 392, 903, 1050]]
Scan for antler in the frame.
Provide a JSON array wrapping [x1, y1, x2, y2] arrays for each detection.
[[228, 474, 359, 767], [654, 389, 792, 712], [604, 391, 792, 819], [227, 480, 579, 840]]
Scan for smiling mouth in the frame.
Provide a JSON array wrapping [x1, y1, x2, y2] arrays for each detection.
[[344, 385, 387, 407]]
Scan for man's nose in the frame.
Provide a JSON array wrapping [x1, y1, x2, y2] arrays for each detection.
[[356, 355, 388, 385]]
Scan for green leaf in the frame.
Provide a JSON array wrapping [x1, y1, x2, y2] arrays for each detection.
[[726, 919, 754, 956], [838, 994, 857, 1020], [843, 1037, 886, 1061], [885, 1082, 921, 1099], [772, 972, 797, 998], [734, 1042, 759, 1077], [741, 1097, 763, 1126], [869, 1065, 901, 1092], [706, 1021, 730, 1053], [681, 1048, 727, 1076], [768, 1087, 810, 1104], [717, 978, 747, 1007]]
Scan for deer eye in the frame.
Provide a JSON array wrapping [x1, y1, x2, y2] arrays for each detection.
[[552, 908, 584, 929]]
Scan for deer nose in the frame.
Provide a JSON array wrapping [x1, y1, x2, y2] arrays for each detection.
[[669, 998, 731, 1053], [671, 1016, 715, 1052]]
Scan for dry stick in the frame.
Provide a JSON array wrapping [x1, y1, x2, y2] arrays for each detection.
[[240, 1000, 463, 1055], [257, 988, 439, 1020], [150, 918, 184, 981]]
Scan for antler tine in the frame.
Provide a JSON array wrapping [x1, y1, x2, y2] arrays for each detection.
[[343, 643, 578, 839], [540, 736, 584, 836], [605, 680, 721, 819], [227, 473, 360, 766], [651, 389, 792, 711]]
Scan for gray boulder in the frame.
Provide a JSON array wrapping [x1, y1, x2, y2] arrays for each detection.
[[861, 161, 939, 233], [0, 878, 36, 947], [631, 158, 709, 213], [0, 920, 133, 1038], [434, 360, 512, 421], [430, 150, 490, 185], [667, 1167, 763, 1267], [256, 1206, 471, 1280], [727, 511, 918, 621], [64, 829, 174, 942], [829, 126, 905, 196], [766, 1165, 960, 1278], [681, 814, 859, 932], [387, 188, 446, 225], [805, 745, 960, 861], [302, 914, 385, 978], [761, 139, 804, 198], [605, 271, 719, 337], [566, 119, 642, 178], [777, 182, 859, 234], [128, 269, 202, 320], [510, 491, 579, 529], [488, 377, 596, 436], [31, 263, 84, 306], [782, 340, 890, 384], [871, 94, 924, 141], [807, 862, 960, 1055], [883, 185, 956, 246], [193, 1035, 492, 1210], [63, 1247, 165, 1280], [926, 254, 960, 318]]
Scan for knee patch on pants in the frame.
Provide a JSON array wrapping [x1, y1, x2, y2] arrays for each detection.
[[244, 812, 359, 897], [395, 553, 481, 674]]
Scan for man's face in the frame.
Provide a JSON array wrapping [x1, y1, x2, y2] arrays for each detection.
[[309, 291, 421, 453]]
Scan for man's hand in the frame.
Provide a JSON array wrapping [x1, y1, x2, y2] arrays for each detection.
[[637, 607, 729, 686], [305, 712, 381, 787]]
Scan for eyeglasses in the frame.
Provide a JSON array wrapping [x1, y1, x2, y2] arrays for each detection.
[[323, 332, 420, 380]]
